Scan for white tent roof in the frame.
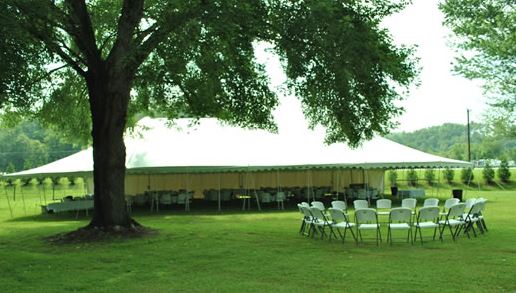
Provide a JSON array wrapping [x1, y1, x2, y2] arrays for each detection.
[[3, 117, 471, 178]]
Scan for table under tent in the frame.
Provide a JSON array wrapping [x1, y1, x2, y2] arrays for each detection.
[[3, 117, 472, 213]]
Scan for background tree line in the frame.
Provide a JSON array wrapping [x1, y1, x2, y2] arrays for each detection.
[[0, 120, 83, 173], [387, 122, 515, 162]]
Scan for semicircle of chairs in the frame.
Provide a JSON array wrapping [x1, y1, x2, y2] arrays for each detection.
[[298, 197, 488, 245]]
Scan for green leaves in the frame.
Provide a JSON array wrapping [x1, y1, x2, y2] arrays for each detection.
[[440, 0, 515, 135], [269, 0, 417, 146], [2, 0, 418, 147]]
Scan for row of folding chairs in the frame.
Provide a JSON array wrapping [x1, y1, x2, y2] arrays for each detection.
[[297, 198, 487, 245]]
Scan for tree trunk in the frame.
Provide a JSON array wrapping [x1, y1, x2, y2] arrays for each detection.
[[85, 65, 136, 229]]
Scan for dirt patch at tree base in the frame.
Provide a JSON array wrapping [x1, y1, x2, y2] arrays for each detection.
[[45, 224, 158, 245]]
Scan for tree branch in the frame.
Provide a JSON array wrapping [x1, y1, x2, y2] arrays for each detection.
[[106, 0, 145, 68], [64, 0, 101, 68]]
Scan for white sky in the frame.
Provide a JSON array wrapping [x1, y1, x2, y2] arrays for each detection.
[[260, 0, 487, 133]]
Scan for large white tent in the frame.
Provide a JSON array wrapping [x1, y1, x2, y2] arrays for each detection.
[[3, 117, 471, 199]]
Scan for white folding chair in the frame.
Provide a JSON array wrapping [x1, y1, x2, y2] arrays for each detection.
[[462, 201, 484, 238], [353, 199, 369, 210], [299, 206, 315, 237], [355, 208, 381, 245], [276, 192, 286, 210], [328, 208, 356, 243], [331, 200, 347, 212], [440, 198, 460, 218], [413, 206, 440, 244], [311, 201, 325, 211], [376, 199, 392, 216], [423, 198, 439, 207], [439, 203, 466, 241], [387, 207, 413, 245], [310, 207, 336, 239]]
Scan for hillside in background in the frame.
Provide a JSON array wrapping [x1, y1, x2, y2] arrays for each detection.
[[0, 121, 83, 173], [386, 123, 515, 162]]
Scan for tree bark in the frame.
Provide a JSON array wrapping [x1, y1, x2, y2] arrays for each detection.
[[85, 63, 136, 229]]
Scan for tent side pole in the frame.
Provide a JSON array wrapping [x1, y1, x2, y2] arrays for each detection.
[[218, 173, 221, 212], [5, 187, 13, 218], [253, 173, 261, 211], [21, 185, 27, 216]]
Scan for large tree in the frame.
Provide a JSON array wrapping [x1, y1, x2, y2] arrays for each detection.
[[1, 0, 417, 231], [440, 0, 515, 136]]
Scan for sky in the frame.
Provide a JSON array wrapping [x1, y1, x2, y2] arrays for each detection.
[[260, 0, 487, 133]]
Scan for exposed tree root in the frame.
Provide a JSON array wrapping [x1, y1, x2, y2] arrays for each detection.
[[45, 221, 158, 245]]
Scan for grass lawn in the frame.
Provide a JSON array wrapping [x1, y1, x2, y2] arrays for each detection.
[[0, 187, 515, 292]]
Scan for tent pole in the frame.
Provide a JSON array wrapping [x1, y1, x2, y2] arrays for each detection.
[[42, 182, 47, 205], [218, 173, 221, 212], [253, 172, 261, 211], [5, 187, 13, 219], [306, 170, 310, 203], [20, 185, 27, 216]]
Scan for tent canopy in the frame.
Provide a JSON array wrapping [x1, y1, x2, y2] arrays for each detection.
[[3, 117, 471, 179]]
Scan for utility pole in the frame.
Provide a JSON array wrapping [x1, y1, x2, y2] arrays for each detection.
[[467, 109, 471, 162]]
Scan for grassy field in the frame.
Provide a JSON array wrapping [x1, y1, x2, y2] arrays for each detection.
[[0, 184, 515, 292]]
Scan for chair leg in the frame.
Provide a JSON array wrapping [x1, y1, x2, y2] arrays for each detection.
[[299, 221, 306, 235], [348, 226, 357, 243]]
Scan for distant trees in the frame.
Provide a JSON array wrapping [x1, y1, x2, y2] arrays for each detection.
[[386, 122, 515, 162], [0, 120, 82, 172]]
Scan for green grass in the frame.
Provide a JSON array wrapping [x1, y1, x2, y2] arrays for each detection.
[[1, 186, 516, 292]]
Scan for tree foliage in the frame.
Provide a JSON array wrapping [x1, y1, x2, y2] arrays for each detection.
[[0, 120, 82, 172], [424, 169, 435, 185], [387, 122, 516, 161], [443, 167, 455, 184], [388, 170, 398, 186], [497, 159, 511, 183], [406, 169, 418, 186], [440, 0, 516, 136], [0, 0, 418, 229], [461, 167, 475, 184]]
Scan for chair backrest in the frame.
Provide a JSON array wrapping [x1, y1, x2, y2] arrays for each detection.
[[331, 200, 347, 211], [447, 203, 466, 218], [389, 207, 412, 222], [417, 206, 440, 222], [423, 198, 439, 207], [444, 198, 460, 209], [465, 198, 477, 210], [353, 199, 369, 209], [300, 206, 313, 219], [355, 208, 378, 223], [401, 198, 417, 209], [465, 201, 483, 217], [329, 208, 350, 223], [376, 199, 392, 209], [311, 201, 325, 210], [299, 202, 310, 207], [310, 207, 328, 222]]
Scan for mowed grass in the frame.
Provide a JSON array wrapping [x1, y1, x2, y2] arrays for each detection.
[[0, 187, 516, 292]]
